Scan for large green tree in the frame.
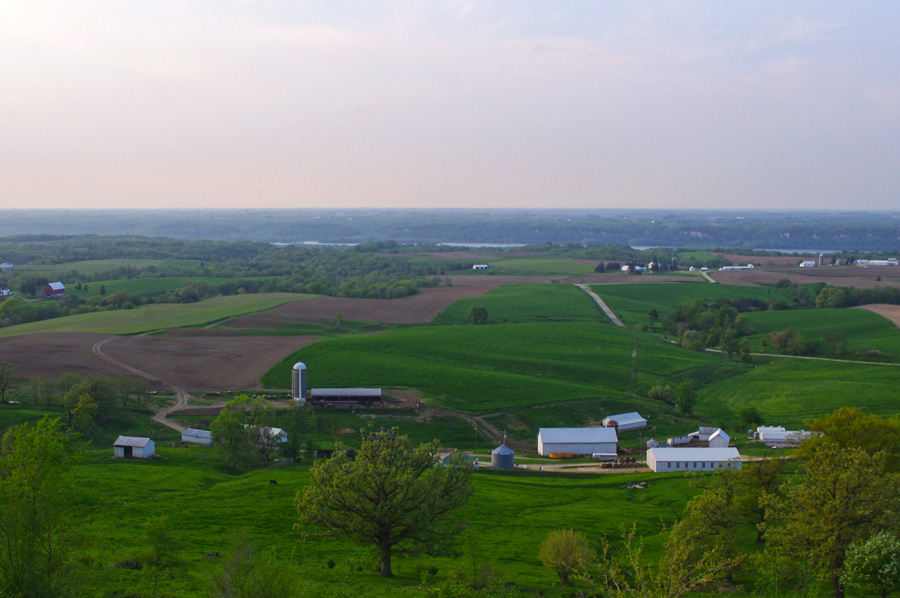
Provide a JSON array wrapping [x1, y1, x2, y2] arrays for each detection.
[[0, 418, 76, 598], [841, 532, 900, 598], [763, 445, 899, 598], [295, 429, 473, 577]]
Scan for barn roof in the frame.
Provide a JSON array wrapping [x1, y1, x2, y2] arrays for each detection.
[[603, 412, 646, 426], [114, 436, 152, 448], [491, 444, 515, 455], [183, 428, 212, 439], [648, 447, 741, 462], [539, 427, 618, 444], [47, 282, 65, 291], [709, 429, 730, 442], [310, 388, 382, 398]]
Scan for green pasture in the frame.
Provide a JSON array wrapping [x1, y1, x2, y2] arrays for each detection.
[[64, 441, 700, 597], [432, 283, 605, 325], [0, 293, 306, 336], [480, 258, 598, 276], [594, 283, 792, 328], [13, 258, 203, 277], [677, 251, 716, 261], [741, 307, 900, 357], [699, 357, 900, 427], [263, 321, 747, 415]]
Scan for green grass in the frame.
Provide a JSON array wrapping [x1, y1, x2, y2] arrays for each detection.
[[69, 276, 279, 299], [263, 321, 747, 414], [594, 283, 792, 328], [741, 307, 900, 357], [433, 284, 606, 325], [0, 293, 307, 336], [14, 258, 203, 277]]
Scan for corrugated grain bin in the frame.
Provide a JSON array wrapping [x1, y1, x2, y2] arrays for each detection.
[[491, 444, 515, 469]]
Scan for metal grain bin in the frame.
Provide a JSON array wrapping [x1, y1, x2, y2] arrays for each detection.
[[491, 444, 515, 470]]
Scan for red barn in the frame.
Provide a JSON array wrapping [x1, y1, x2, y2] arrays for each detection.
[[44, 282, 65, 298]]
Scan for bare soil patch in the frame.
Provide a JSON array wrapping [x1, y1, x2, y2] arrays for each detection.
[[0, 333, 130, 381], [0, 332, 316, 391], [859, 304, 900, 329], [223, 286, 497, 327]]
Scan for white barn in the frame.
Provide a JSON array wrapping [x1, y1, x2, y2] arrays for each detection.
[[708, 429, 730, 448], [537, 427, 618, 457], [113, 436, 155, 459], [182, 428, 213, 445], [756, 425, 810, 445], [646, 447, 741, 473], [602, 411, 648, 431]]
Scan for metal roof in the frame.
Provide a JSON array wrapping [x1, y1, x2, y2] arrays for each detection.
[[648, 447, 741, 462], [709, 429, 730, 442], [491, 444, 515, 455], [114, 436, 152, 448], [47, 282, 65, 291], [183, 428, 212, 439], [310, 388, 382, 397], [603, 412, 646, 425], [539, 427, 618, 444]]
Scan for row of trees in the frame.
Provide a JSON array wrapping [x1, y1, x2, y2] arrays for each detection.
[[661, 298, 754, 359]]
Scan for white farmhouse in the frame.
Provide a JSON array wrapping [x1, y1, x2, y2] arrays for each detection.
[[646, 447, 741, 473], [602, 411, 648, 432], [113, 436, 155, 459], [537, 427, 618, 457]]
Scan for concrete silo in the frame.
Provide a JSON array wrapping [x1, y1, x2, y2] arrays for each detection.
[[292, 362, 307, 402], [491, 444, 515, 470]]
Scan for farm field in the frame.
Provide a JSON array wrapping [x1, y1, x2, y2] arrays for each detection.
[[432, 283, 604, 325], [475, 258, 599, 276], [709, 265, 900, 289], [0, 293, 304, 336], [67, 276, 277, 299]]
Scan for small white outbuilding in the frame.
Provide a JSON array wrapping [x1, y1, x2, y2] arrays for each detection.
[[708, 429, 731, 448], [646, 446, 741, 473], [182, 428, 213, 445], [603, 411, 648, 431], [113, 436, 155, 459]]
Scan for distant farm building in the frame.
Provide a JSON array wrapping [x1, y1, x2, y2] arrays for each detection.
[[667, 427, 730, 448], [0, 262, 13, 270], [491, 444, 515, 469], [537, 427, 618, 458], [182, 428, 212, 445], [603, 411, 647, 432], [856, 259, 898, 266], [755, 425, 810, 445], [0, 288, 10, 298], [719, 265, 754, 270], [113, 436, 155, 459], [799, 260, 817, 268], [472, 264, 488, 270], [646, 446, 742, 473], [309, 388, 384, 407], [708, 429, 731, 448], [44, 282, 65, 298]]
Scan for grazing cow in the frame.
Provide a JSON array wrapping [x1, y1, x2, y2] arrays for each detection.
[[269, 479, 278, 485]]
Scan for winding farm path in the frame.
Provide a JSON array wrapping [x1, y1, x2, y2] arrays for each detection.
[[575, 284, 626, 328], [700, 270, 717, 284], [91, 338, 189, 432]]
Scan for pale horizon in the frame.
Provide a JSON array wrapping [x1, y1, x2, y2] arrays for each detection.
[[3, 2, 898, 211]]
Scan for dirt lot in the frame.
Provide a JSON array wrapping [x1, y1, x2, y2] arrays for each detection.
[[223, 285, 500, 327], [710, 267, 900, 289], [0, 333, 316, 390], [859, 304, 900, 328]]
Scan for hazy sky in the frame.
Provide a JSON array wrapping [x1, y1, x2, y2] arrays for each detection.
[[2, 2, 899, 210]]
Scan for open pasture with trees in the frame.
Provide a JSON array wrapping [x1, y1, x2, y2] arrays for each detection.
[[432, 283, 605, 325]]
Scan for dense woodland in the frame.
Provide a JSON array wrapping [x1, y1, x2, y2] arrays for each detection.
[[2, 209, 900, 251]]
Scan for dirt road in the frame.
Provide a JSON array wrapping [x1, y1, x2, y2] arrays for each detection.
[[575, 284, 626, 328]]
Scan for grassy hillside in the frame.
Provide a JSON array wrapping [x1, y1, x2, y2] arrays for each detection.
[[432, 283, 605, 325], [0, 293, 306, 336], [263, 321, 747, 414]]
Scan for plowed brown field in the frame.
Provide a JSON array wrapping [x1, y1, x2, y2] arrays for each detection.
[[0, 333, 316, 390], [859, 304, 900, 329], [710, 267, 900, 289], [223, 285, 499, 327]]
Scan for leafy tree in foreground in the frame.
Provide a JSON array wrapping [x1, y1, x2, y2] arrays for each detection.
[[0, 418, 77, 598], [763, 445, 898, 598], [465, 305, 488, 325], [295, 429, 473, 577], [538, 528, 596, 585], [211, 408, 252, 471], [841, 531, 900, 598]]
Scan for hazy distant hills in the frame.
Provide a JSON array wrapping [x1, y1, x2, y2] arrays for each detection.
[[2, 209, 899, 252]]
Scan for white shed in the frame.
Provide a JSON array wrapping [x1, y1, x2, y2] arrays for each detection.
[[708, 429, 730, 448], [182, 428, 213, 445], [537, 427, 618, 457], [756, 425, 810, 445], [646, 447, 741, 473], [113, 436, 155, 459], [602, 411, 648, 431]]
